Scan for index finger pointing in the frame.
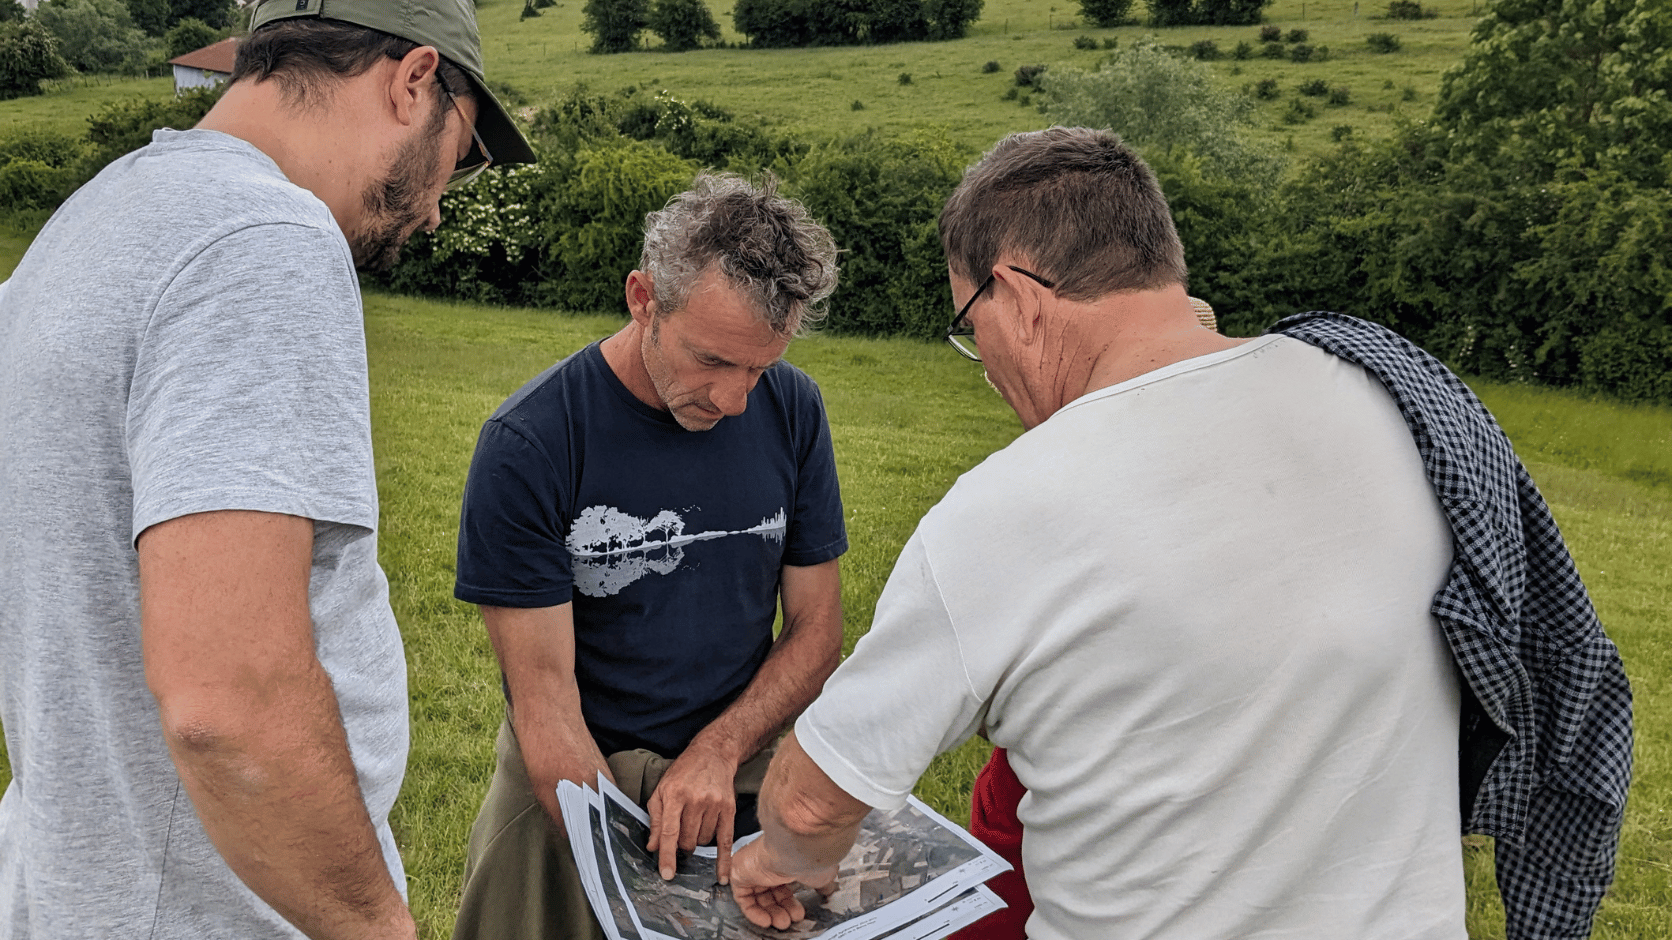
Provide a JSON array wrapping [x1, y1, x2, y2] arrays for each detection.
[[715, 810, 735, 885], [656, 795, 683, 879]]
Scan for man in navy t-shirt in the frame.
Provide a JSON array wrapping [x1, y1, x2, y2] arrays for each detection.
[[450, 174, 848, 940]]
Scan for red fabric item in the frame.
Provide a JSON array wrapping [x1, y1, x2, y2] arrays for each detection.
[[948, 747, 1033, 940]]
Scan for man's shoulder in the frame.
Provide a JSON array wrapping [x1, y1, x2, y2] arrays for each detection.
[[490, 344, 602, 421]]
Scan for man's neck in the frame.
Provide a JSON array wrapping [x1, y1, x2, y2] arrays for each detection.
[[599, 320, 665, 411], [1060, 288, 1248, 411], [195, 80, 379, 242]]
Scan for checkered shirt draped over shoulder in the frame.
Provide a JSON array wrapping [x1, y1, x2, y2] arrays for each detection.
[[1271, 312, 1633, 940]]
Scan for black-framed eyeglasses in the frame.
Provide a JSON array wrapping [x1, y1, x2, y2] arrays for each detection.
[[945, 265, 1056, 362], [437, 73, 493, 191]]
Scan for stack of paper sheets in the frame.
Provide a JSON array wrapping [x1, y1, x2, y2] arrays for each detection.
[[557, 778, 1012, 940]]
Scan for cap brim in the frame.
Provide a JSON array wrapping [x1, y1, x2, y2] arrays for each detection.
[[463, 70, 536, 166]]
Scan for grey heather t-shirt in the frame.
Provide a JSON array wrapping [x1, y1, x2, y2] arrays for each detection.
[[0, 129, 408, 938]]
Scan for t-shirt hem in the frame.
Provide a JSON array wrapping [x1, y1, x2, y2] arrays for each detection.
[[131, 491, 376, 545], [794, 712, 911, 811], [454, 584, 574, 609], [783, 536, 848, 568]]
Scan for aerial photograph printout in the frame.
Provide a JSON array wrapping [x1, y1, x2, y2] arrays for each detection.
[[556, 779, 1010, 940]]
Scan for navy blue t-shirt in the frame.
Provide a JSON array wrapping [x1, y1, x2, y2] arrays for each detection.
[[455, 342, 848, 757]]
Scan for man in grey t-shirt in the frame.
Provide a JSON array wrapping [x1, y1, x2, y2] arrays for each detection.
[[0, 2, 533, 938]]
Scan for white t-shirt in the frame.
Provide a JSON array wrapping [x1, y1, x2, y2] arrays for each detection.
[[0, 130, 407, 938], [798, 336, 1466, 940]]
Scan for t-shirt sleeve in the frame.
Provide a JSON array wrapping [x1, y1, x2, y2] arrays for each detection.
[[127, 221, 376, 542], [783, 378, 847, 567], [796, 532, 983, 809], [454, 418, 574, 608]]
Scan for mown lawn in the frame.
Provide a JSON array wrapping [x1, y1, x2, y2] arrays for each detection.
[[0, 282, 1666, 937], [357, 294, 1671, 939]]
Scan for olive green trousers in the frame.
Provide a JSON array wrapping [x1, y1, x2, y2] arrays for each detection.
[[449, 716, 772, 940]]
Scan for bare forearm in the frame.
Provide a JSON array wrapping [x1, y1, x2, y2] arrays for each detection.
[[162, 661, 411, 940], [506, 679, 614, 823], [482, 603, 613, 823], [754, 731, 869, 882]]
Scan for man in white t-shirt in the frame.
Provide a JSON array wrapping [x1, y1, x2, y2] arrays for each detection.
[[726, 127, 1468, 940]]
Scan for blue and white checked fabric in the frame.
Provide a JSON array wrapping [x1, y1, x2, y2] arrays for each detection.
[[1272, 312, 1633, 940]]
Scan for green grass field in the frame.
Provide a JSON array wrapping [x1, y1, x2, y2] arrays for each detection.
[[2, 262, 1664, 935], [474, 0, 1480, 158], [0, 0, 1479, 160], [365, 295, 1672, 940]]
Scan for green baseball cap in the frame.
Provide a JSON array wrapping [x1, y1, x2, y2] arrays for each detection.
[[249, 0, 536, 166]]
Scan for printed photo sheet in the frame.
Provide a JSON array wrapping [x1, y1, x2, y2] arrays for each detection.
[[556, 777, 1010, 940]]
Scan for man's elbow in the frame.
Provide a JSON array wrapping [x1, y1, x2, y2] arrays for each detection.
[[775, 786, 869, 839]]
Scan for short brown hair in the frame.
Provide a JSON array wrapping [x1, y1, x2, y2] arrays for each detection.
[[232, 19, 472, 109], [939, 127, 1188, 302]]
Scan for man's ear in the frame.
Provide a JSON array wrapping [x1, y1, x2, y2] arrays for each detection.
[[992, 264, 1047, 346], [625, 270, 657, 326], [389, 45, 444, 128]]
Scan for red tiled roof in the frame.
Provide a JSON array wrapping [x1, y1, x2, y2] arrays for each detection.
[[168, 37, 238, 74]]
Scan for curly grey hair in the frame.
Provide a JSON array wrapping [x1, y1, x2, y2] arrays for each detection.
[[640, 173, 839, 338]]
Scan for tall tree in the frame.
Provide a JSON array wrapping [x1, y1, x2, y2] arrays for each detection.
[[169, 0, 232, 30], [582, 0, 650, 53], [1079, 0, 1134, 28], [35, 0, 150, 74], [647, 0, 721, 51], [1431, 0, 1672, 183]]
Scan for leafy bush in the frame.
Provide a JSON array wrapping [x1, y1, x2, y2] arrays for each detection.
[[1366, 32, 1400, 52], [1189, 39, 1219, 60], [1330, 124, 1353, 141], [1039, 38, 1280, 182], [1288, 43, 1314, 62], [1014, 63, 1047, 87], [1252, 77, 1279, 99], [648, 0, 721, 51], [1261, 41, 1285, 58], [1258, 24, 1280, 41], [981, 59, 1000, 72], [1326, 85, 1350, 105], [582, 0, 648, 53], [1103, 37, 1119, 48], [1074, 34, 1099, 50], [1149, 0, 1272, 27], [1384, 0, 1430, 19], [0, 19, 71, 99], [1283, 28, 1308, 42], [80, 87, 222, 181], [1282, 97, 1315, 122], [0, 127, 83, 210], [897, 71, 912, 84], [0, 158, 75, 211], [1232, 40, 1252, 59], [791, 131, 969, 338], [731, 0, 983, 46], [1297, 78, 1328, 96], [1079, 0, 1135, 28]]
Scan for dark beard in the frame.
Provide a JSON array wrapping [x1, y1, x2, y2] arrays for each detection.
[[351, 99, 449, 274]]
